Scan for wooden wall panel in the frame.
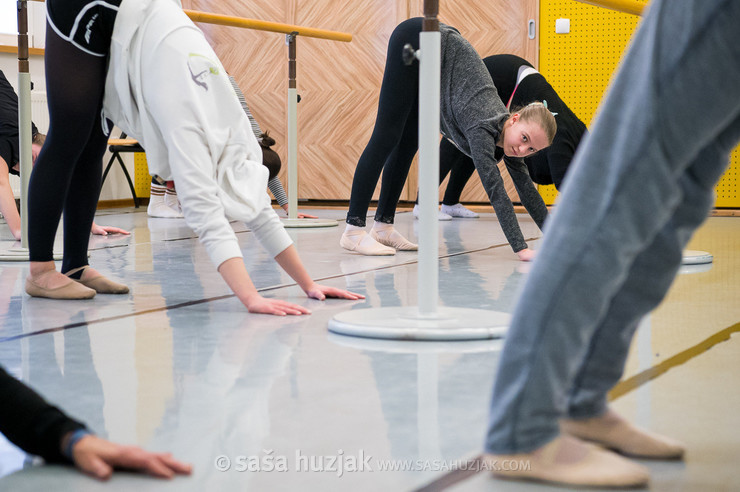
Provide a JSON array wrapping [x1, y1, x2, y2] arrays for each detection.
[[184, 0, 537, 204]]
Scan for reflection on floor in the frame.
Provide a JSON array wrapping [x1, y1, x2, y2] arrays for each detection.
[[0, 208, 738, 491]]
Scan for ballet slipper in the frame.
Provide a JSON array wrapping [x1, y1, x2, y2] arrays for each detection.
[[486, 435, 649, 488], [561, 408, 685, 459], [25, 269, 96, 300], [66, 266, 130, 295], [340, 230, 395, 256], [370, 227, 418, 251]]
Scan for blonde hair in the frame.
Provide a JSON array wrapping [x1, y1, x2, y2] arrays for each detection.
[[32, 132, 46, 146], [513, 101, 556, 145]]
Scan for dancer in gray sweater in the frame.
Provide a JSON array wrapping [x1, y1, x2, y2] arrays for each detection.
[[342, 18, 556, 260]]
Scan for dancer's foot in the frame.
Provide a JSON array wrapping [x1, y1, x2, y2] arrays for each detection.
[[561, 408, 686, 459], [26, 268, 96, 299], [340, 229, 395, 256], [371, 223, 418, 251], [148, 184, 183, 218], [164, 187, 183, 215], [412, 204, 452, 221], [486, 435, 649, 488], [66, 266, 130, 294], [441, 203, 479, 218]]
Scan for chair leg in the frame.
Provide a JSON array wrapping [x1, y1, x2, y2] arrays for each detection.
[[116, 154, 140, 208], [102, 155, 116, 185]]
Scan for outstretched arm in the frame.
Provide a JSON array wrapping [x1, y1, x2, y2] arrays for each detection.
[[274, 245, 364, 301], [0, 162, 21, 240], [90, 223, 130, 236], [218, 256, 312, 315], [280, 203, 318, 219], [468, 130, 533, 260], [69, 434, 192, 480], [218, 249, 364, 316]]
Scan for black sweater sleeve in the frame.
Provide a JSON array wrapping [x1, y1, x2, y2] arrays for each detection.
[[0, 365, 86, 464]]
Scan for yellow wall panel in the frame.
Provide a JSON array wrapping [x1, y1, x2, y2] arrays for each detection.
[[538, 0, 740, 207], [134, 153, 150, 198]]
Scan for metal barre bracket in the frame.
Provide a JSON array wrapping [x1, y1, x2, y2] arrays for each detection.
[[402, 44, 420, 66]]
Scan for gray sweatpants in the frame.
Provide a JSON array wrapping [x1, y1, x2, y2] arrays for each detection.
[[486, 0, 740, 454]]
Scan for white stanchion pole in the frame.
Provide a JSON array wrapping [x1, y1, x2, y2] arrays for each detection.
[[18, 76, 32, 250], [417, 30, 440, 316], [1, 1, 62, 262], [1, 1, 33, 261], [282, 33, 336, 229]]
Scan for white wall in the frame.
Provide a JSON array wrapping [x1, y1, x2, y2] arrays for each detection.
[[3, 1, 140, 204]]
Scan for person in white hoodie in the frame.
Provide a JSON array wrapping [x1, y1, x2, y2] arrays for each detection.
[[25, 0, 363, 314]]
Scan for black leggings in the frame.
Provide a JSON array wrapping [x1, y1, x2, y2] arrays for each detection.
[[412, 138, 477, 206], [439, 139, 476, 205], [346, 18, 424, 227], [27, 24, 110, 271]]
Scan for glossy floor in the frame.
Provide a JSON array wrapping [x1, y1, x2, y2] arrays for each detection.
[[0, 208, 738, 491]]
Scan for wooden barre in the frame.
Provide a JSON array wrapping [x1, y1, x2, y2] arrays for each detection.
[[570, 0, 645, 16], [184, 10, 352, 42]]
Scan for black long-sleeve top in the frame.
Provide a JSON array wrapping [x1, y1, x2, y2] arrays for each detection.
[[0, 69, 39, 176], [484, 54, 588, 190], [0, 365, 85, 463]]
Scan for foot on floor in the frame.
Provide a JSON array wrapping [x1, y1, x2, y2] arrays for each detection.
[[26, 269, 96, 299], [561, 408, 686, 459], [148, 185, 184, 218], [340, 230, 396, 256], [66, 266, 130, 294], [371, 224, 418, 251], [486, 434, 650, 488], [412, 204, 452, 221], [441, 202, 480, 218]]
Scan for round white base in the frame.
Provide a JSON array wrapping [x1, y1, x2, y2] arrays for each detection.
[[682, 250, 713, 265], [328, 306, 509, 341], [328, 332, 504, 353], [282, 218, 338, 228], [0, 249, 63, 262]]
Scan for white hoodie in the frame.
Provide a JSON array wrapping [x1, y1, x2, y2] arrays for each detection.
[[103, 0, 292, 267]]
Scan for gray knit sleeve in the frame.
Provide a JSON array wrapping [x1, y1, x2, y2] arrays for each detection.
[[267, 176, 289, 207], [467, 127, 528, 252], [228, 76, 262, 138]]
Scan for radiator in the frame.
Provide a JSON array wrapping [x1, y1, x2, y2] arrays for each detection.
[[10, 91, 48, 198], [30, 90, 49, 134]]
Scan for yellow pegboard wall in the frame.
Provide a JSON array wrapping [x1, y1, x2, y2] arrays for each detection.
[[538, 0, 740, 208], [538, 0, 644, 205], [715, 147, 740, 207], [134, 152, 151, 198]]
